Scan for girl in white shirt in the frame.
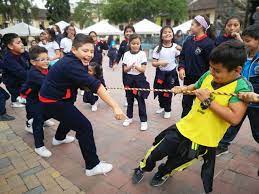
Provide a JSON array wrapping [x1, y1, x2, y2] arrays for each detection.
[[152, 26, 181, 119], [122, 34, 150, 131], [60, 25, 76, 56], [38, 28, 60, 66]]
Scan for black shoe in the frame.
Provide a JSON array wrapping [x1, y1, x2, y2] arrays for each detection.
[[0, 113, 15, 121], [132, 168, 144, 184], [216, 146, 229, 157], [150, 172, 170, 187]]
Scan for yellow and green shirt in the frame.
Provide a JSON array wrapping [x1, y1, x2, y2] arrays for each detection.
[[176, 71, 252, 147]]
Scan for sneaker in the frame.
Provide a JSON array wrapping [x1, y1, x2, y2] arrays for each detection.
[[85, 161, 113, 176], [24, 120, 33, 134], [156, 108, 164, 114], [52, 136, 75, 146], [134, 100, 138, 105], [11, 102, 25, 108], [123, 118, 133, 127], [132, 168, 144, 184], [150, 172, 170, 187], [124, 101, 128, 107], [44, 119, 55, 127], [140, 122, 148, 131], [91, 102, 98, 112], [216, 146, 229, 157], [0, 113, 15, 121], [164, 112, 171, 119], [35, 146, 52, 158]]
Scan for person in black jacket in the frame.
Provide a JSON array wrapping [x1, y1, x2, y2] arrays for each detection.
[[2, 33, 30, 108], [178, 15, 215, 118], [39, 34, 125, 176], [0, 59, 15, 121]]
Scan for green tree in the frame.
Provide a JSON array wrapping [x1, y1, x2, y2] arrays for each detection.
[[0, 0, 32, 23], [45, 0, 71, 23], [102, 0, 187, 24], [72, 0, 95, 28]]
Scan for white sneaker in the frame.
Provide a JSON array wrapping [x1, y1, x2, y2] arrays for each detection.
[[85, 161, 113, 176], [123, 118, 133, 127], [91, 103, 98, 112], [140, 122, 148, 131], [11, 102, 25, 108], [52, 136, 75, 146], [80, 90, 85, 95], [164, 112, 171, 119], [124, 101, 128, 107], [35, 146, 52, 158], [134, 100, 138, 105], [156, 108, 164, 114], [24, 121, 33, 134], [44, 119, 55, 127], [27, 118, 33, 125]]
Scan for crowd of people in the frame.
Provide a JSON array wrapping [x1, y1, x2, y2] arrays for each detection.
[[0, 14, 258, 193]]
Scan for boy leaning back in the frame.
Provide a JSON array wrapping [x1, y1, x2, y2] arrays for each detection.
[[132, 40, 252, 193]]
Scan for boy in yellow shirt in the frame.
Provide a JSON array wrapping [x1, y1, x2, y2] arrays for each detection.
[[132, 40, 252, 193]]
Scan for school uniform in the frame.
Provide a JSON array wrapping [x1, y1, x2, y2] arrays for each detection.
[[91, 41, 108, 65], [122, 50, 150, 122], [107, 46, 118, 68], [39, 52, 102, 169], [20, 66, 48, 148], [153, 44, 180, 112], [215, 34, 234, 46], [178, 34, 215, 117], [137, 71, 252, 193], [0, 59, 10, 115], [38, 41, 60, 66], [2, 50, 30, 102]]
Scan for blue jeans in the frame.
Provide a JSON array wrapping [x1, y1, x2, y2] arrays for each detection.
[[219, 107, 259, 148]]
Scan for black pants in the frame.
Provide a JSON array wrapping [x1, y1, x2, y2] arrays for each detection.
[[5, 85, 20, 102], [158, 94, 172, 112], [41, 101, 100, 169], [83, 91, 98, 105], [0, 87, 10, 115], [219, 107, 259, 148], [126, 93, 147, 122], [181, 76, 199, 118], [139, 124, 215, 193]]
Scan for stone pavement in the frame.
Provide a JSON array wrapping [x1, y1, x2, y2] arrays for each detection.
[[0, 57, 259, 194]]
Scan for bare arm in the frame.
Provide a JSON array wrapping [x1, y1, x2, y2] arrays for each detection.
[[134, 64, 146, 73], [152, 59, 168, 67]]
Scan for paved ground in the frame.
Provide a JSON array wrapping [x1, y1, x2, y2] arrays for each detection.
[[0, 57, 258, 194]]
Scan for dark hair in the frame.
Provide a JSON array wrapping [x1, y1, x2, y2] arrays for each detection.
[[63, 25, 76, 38], [72, 33, 94, 49], [124, 25, 135, 35], [52, 24, 61, 34], [128, 33, 141, 51], [224, 16, 242, 28], [89, 62, 103, 80], [45, 28, 55, 42], [89, 31, 97, 36], [209, 40, 246, 71], [29, 46, 48, 60], [157, 26, 175, 53], [2, 33, 19, 49], [242, 25, 259, 40], [194, 15, 215, 40]]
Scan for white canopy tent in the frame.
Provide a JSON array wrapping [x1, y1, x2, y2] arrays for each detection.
[[133, 19, 162, 34], [0, 22, 43, 36], [173, 20, 192, 34], [54, 21, 81, 33], [81, 20, 122, 35]]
